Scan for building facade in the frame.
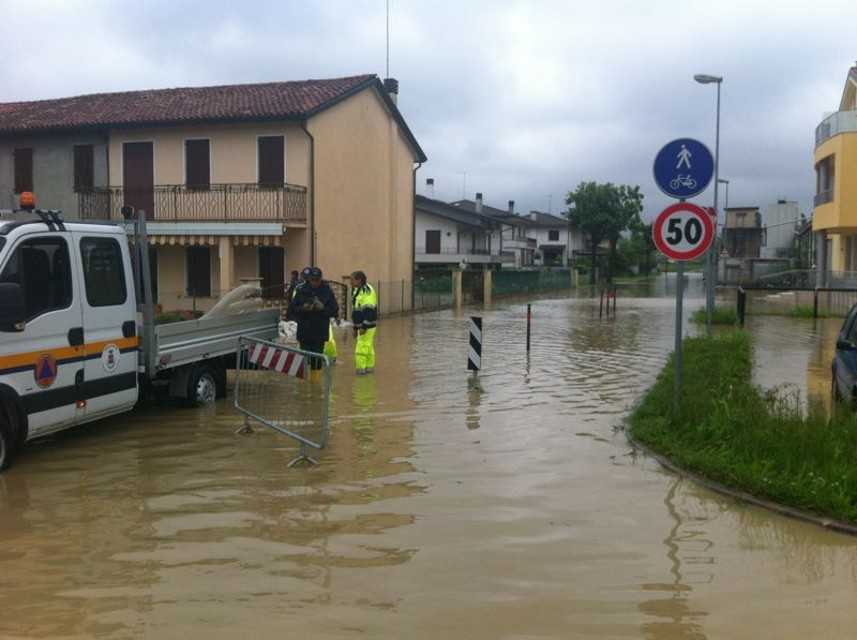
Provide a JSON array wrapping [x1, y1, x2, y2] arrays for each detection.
[[813, 65, 857, 275], [723, 207, 764, 258], [761, 200, 800, 259], [0, 75, 426, 312], [414, 195, 511, 269]]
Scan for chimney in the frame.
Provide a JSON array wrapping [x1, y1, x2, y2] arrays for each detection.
[[530, 212, 538, 221], [383, 78, 399, 105], [508, 200, 515, 215], [426, 178, 435, 198], [475, 193, 483, 213]]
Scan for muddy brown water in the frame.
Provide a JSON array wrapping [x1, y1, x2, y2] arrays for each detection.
[[3, 275, 857, 639]]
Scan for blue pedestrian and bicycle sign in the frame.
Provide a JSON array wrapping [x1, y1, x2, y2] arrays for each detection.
[[653, 138, 714, 199]]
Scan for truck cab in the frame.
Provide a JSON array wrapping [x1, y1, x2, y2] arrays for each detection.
[[0, 212, 139, 468], [0, 199, 281, 472]]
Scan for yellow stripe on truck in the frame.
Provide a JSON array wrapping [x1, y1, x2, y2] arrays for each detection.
[[0, 336, 139, 371]]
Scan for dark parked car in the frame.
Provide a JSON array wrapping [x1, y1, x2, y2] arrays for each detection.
[[832, 304, 857, 403]]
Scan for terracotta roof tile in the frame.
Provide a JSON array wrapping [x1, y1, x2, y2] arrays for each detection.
[[0, 75, 376, 133]]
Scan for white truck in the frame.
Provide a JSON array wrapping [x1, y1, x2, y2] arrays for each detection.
[[0, 205, 280, 471]]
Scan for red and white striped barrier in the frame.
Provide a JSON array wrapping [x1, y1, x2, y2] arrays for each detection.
[[247, 343, 306, 378]]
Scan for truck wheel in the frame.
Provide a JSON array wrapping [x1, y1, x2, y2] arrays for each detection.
[[0, 411, 15, 472], [188, 365, 218, 407]]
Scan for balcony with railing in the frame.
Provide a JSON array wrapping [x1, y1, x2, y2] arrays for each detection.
[[815, 110, 857, 146], [77, 183, 307, 224], [416, 246, 508, 264]]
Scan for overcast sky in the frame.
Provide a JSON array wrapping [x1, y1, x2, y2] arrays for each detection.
[[2, 0, 856, 221]]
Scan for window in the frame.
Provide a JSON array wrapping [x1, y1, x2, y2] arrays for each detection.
[[817, 155, 835, 197], [73, 144, 94, 191], [425, 230, 441, 254], [0, 237, 72, 320], [80, 237, 127, 307], [185, 139, 210, 190], [257, 135, 284, 186], [548, 229, 560, 242], [13, 148, 33, 194], [186, 246, 211, 297], [258, 246, 285, 298]]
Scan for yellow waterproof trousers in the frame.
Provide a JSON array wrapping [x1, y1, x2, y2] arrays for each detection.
[[355, 328, 376, 371]]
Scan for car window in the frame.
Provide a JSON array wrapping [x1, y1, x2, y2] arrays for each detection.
[[0, 236, 73, 320], [80, 237, 127, 307]]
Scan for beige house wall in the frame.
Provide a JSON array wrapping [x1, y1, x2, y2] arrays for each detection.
[[308, 87, 416, 306], [234, 246, 258, 281], [107, 87, 419, 312], [154, 243, 221, 313], [108, 121, 309, 187]]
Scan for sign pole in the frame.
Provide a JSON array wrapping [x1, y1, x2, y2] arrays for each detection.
[[674, 261, 684, 415]]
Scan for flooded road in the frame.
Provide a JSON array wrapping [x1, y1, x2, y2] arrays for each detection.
[[3, 277, 857, 639]]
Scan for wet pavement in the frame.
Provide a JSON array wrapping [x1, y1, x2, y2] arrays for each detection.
[[2, 275, 857, 639]]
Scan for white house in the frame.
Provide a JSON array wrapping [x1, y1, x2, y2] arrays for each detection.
[[762, 200, 800, 259], [415, 195, 511, 268]]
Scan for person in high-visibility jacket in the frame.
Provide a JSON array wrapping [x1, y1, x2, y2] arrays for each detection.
[[350, 271, 377, 375]]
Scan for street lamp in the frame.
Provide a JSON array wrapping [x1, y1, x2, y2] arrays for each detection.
[[695, 73, 723, 337]]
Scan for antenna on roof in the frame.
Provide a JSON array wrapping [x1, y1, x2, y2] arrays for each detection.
[[386, 0, 391, 78]]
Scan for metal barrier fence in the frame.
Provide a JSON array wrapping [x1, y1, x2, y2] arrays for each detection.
[[234, 336, 332, 466]]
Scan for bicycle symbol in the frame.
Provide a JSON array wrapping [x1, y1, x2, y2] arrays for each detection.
[[669, 174, 697, 191]]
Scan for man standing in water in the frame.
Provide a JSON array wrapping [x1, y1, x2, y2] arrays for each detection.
[[350, 271, 378, 375], [288, 267, 338, 376]]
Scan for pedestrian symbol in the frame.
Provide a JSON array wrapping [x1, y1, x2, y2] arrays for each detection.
[[653, 138, 714, 199], [676, 144, 692, 169]]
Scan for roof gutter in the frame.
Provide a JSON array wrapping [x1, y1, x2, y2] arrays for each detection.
[[300, 119, 316, 266]]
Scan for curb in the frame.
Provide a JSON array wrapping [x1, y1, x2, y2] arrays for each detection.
[[625, 432, 857, 537]]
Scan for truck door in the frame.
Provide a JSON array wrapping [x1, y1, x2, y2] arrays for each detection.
[[73, 232, 138, 421], [0, 232, 84, 437]]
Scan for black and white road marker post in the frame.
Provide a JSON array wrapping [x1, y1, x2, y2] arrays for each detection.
[[468, 316, 482, 373]]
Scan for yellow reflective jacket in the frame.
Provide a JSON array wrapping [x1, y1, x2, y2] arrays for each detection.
[[352, 284, 378, 328]]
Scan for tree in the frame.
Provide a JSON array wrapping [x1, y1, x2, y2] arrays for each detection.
[[565, 182, 645, 283], [617, 222, 657, 275]]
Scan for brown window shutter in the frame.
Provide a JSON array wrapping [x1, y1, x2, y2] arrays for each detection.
[[73, 145, 94, 191], [257, 136, 284, 186], [186, 246, 211, 297], [14, 148, 33, 194], [185, 139, 210, 189]]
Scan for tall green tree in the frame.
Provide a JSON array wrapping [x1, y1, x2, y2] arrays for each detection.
[[565, 182, 645, 283]]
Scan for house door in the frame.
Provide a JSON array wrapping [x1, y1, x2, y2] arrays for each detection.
[[259, 246, 285, 298], [425, 230, 441, 254], [123, 142, 154, 219]]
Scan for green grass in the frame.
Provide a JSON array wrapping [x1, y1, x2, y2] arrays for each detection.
[[690, 306, 738, 326], [787, 305, 831, 319], [629, 332, 857, 523]]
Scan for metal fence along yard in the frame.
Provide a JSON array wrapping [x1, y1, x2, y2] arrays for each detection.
[[492, 269, 572, 297]]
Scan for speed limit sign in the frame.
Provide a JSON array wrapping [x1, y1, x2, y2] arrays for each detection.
[[652, 202, 715, 261]]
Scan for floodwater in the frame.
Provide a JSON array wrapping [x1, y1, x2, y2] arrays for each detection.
[[3, 275, 857, 639]]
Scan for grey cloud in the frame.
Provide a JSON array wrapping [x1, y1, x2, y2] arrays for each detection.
[[2, 0, 857, 221]]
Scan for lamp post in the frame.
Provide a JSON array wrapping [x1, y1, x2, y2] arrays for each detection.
[[694, 73, 723, 337], [716, 177, 729, 258]]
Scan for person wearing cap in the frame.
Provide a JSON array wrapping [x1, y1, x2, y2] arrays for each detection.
[[287, 267, 338, 375], [350, 270, 378, 375]]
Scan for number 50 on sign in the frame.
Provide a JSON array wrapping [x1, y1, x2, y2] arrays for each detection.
[[652, 202, 715, 261]]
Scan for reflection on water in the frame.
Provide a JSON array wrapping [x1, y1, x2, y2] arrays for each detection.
[[2, 280, 857, 638]]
